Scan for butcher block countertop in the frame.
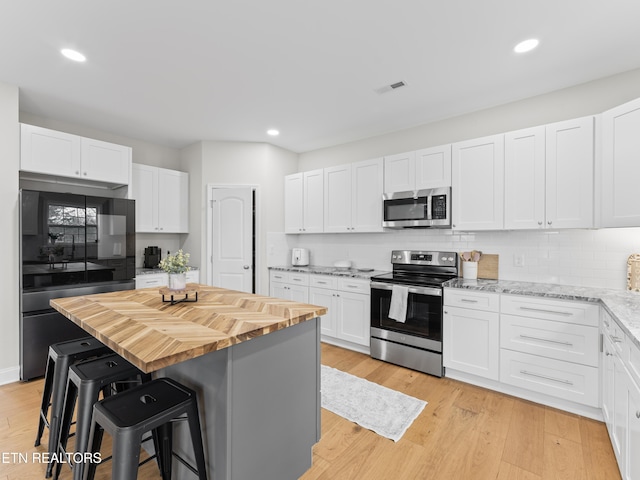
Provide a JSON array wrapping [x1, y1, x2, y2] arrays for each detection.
[[50, 284, 327, 373]]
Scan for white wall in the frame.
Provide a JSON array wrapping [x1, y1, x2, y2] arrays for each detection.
[[0, 81, 20, 383], [182, 141, 298, 294], [290, 67, 640, 291]]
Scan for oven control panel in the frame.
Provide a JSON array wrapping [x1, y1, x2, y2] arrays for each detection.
[[391, 250, 457, 267]]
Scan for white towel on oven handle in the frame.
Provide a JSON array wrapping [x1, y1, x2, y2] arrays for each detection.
[[388, 285, 409, 323]]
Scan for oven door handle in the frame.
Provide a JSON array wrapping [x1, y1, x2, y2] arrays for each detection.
[[370, 282, 442, 297]]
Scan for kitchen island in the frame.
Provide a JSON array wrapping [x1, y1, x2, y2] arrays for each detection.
[[50, 284, 327, 480]]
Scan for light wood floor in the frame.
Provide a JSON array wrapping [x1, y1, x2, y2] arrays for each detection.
[[0, 343, 621, 480]]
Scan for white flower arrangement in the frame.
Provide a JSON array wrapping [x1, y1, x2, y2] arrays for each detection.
[[158, 249, 191, 274]]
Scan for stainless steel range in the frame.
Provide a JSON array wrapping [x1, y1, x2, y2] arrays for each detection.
[[370, 250, 458, 377]]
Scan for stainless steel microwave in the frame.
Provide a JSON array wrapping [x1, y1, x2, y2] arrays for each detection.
[[382, 187, 451, 228]]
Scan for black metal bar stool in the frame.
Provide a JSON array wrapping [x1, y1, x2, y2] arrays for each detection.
[[52, 353, 151, 480], [84, 377, 208, 480], [35, 336, 111, 478]]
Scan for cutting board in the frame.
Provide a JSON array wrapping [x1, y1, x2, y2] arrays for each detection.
[[628, 254, 640, 292], [477, 254, 499, 280]]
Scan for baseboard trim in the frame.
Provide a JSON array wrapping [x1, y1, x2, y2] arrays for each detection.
[[0, 366, 20, 386]]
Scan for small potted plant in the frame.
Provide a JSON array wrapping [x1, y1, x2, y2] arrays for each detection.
[[158, 249, 191, 290]]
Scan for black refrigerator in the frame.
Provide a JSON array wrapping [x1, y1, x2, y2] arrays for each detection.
[[20, 190, 136, 380]]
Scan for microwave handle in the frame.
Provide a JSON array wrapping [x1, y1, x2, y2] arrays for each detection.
[[426, 194, 432, 220]]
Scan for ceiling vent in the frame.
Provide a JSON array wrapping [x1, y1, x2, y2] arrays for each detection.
[[375, 81, 407, 95]]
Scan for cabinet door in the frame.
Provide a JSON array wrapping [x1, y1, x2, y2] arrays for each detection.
[[415, 145, 452, 189], [452, 134, 504, 230], [601, 97, 640, 227], [303, 169, 324, 233], [443, 306, 499, 380], [310, 287, 336, 337], [284, 173, 304, 233], [270, 281, 290, 300], [131, 163, 159, 233], [546, 117, 594, 229], [158, 168, 189, 233], [324, 164, 352, 233], [504, 126, 545, 229], [81, 137, 131, 185], [351, 158, 383, 232], [383, 151, 415, 193], [135, 273, 168, 289], [20, 124, 81, 177], [289, 284, 309, 303], [614, 353, 628, 469], [336, 291, 370, 347], [628, 376, 640, 480]]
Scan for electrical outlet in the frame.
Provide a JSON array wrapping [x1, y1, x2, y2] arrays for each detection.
[[514, 254, 525, 267]]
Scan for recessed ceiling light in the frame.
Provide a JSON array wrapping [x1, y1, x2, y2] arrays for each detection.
[[61, 48, 86, 62], [514, 38, 539, 54], [267, 129, 279, 136]]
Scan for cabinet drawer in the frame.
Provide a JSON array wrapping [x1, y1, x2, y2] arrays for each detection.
[[602, 310, 626, 356], [135, 273, 167, 289], [288, 273, 309, 286], [501, 295, 598, 327], [337, 278, 369, 295], [501, 314, 599, 367], [269, 271, 289, 283], [500, 349, 599, 407], [185, 270, 200, 283], [444, 289, 499, 312], [310, 274, 338, 290]]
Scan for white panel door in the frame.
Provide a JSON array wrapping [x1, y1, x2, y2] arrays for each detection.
[[324, 164, 352, 233], [415, 145, 452, 189], [452, 134, 504, 230], [351, 157, 383, 232], [383, 151, 415, 193], [284, 173, 303, 233], [504, 126, 545, 229], [211, 187, 253, 293], [20, 123, 81, 177], [81, 137, 131, 185], [601, 97, 640, 227], [546, 116, 594, 229]]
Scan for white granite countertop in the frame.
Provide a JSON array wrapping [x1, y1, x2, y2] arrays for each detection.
[[445, 278, 640, 350], [269, 265, 388, 280]]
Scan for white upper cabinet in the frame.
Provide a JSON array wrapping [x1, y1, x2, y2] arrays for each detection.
[[284, 169, 324, 234], [324, 158, 383, 233], [20, 124, 131, 186], [452, 134, 504, 230], [504, 126, 545, 229], [351, 158, 383, 232], [383, 151, 415, 193], [504, 117, 594, 230], [545, 117, 594, 229], [384, 145, 451, 193], [131, 163, 189, 233], [601, 97, 640, 227], [415, 145, 452, 189]]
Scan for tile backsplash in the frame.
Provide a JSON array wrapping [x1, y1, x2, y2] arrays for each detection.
[[267, 227, 640, 291]]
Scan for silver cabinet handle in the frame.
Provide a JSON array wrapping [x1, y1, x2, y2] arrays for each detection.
[[538, 221, 542, 226], [519, 334, 573, 347], [547, 221, 552, 225], [346, 284, 360, 289], [461, 298, 479, 303], [243, 265, 250, 269], [520, 370, 573, 385], [612, 336, 623, 343], [519, 306, 572, 316], [317, 281, 328, 284], [636, 411, 640, 419], [605, 351, 613, 357]]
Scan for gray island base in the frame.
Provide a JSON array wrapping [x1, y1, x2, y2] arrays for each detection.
[[159, 317, 321, 480]]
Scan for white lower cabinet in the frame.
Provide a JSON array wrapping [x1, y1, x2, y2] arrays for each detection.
[[443, 290, 500, 380], [309, 275, 370, 349], [135, 269, 200, 289], [601, 308, 640, 480], [269, 271, 309, 303]]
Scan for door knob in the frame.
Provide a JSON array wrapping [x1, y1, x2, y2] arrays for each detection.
[[243, 265, 250, 270]]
